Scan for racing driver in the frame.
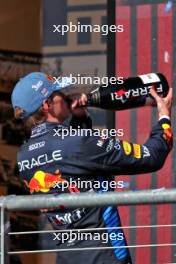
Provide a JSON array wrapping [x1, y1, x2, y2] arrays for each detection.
[[11, 72, 173, 264]]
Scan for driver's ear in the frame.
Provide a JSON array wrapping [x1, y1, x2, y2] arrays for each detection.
[[42, 99, 50, 111]]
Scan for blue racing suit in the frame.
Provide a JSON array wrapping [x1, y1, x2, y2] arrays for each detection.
[[17, 116, 172, 264]]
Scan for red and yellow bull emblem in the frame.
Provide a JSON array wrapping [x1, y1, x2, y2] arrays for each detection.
[[24, 170, 79, 194], [24, 170, 65, 194], [162, 123, 172, 144]]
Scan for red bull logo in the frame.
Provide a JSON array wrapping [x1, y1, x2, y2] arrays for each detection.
[[24, 170, 66, 194], [162, 123, 172, 146], [24, 170, 79, 194]]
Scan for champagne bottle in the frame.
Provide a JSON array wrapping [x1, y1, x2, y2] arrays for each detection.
[[87, 73, 169, 110]]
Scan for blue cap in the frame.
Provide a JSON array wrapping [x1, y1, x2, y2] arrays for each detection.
[[11, 72, 73, 119]]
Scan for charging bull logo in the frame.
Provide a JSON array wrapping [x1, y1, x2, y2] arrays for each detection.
[[24, 170, 79, 194], [24, 170, 65, 193], [162, 123, 172, 144]]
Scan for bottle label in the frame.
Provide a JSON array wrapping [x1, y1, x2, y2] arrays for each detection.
[[110, 84, 163, 103], [139, 73, 160, 84]]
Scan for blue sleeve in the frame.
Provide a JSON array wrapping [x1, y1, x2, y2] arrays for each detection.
[[80, 118, 173, 175]]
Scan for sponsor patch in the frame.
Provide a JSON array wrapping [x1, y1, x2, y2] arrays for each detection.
[[24, 169, 64, 194], [31, 123, 47, 137], [162, 123, 171, 130], [133, 144, 141, 159], [18, 150, 62, 172], [122, 141, 132, 155], [143, 145, 150, 157], [97, 136, 107, 147], [106, 139, 114, 152], [28, 141, 45, 151], [163, 128, 172, 143], [32, 80, 43, 91], [114, 140, 121, 150], [41, 87, 49, 97], [162, 123, 172, 145]]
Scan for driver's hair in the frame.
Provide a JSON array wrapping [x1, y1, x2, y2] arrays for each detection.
[[14, 96, 54, 133], [14, 106, 47, 135], [14, 91, 69, 134]]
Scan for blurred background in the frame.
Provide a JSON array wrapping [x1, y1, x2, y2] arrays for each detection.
[[0, 0, 175, 263]]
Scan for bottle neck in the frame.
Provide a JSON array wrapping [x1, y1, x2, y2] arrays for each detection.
[[87, 91, 100, 106]]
